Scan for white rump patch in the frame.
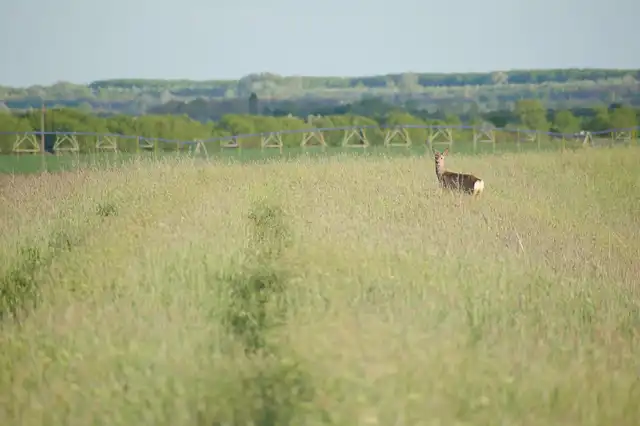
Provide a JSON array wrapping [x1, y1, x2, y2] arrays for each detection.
[[473, 179, 485, 195]]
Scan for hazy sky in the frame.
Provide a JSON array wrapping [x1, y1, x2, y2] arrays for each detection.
[[0, 0, 637, 87]]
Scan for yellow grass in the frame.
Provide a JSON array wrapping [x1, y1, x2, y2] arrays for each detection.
[[1, 147, 639, 425]]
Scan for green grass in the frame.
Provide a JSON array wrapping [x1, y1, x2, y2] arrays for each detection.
[[1, 146, 639, 425], [0, 136, 591, 175]]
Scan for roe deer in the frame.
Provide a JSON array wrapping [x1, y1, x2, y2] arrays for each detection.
[[433, 148, 484, 196]]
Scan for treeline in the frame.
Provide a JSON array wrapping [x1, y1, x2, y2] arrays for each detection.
[[4, 85, 639, 125], [1, 100, 637, 153], [1, 69, 639, 117], [87, 68, 640, 97], [149, 89, 640, 124], [4, 68, 638, 98]]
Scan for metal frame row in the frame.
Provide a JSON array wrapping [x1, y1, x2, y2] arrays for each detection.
[[3, 125, 638, 155]]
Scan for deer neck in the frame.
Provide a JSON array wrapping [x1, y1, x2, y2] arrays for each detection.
[[435, 162, 445, 181]]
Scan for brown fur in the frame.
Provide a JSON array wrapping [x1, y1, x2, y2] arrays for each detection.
[[433, 148, 484, 196]]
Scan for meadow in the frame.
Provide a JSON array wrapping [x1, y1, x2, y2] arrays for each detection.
[[0, 133, 592, 175], [0, 146, 639, 425]]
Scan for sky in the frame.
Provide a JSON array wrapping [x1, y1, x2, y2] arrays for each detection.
[[0, 0, 638, 87]]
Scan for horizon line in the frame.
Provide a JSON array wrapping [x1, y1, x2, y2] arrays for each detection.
[[2, 67, 639, 89]]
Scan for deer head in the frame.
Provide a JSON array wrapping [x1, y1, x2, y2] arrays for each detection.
[[433, 148, 449, 177]]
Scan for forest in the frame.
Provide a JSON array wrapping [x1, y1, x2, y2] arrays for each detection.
[[1, 68, 639, 119]]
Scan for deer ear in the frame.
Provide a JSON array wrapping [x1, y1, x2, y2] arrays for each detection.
[[443, 148, 449, 155]]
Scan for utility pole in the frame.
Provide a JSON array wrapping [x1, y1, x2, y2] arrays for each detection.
[[40, 100, 46, 172]]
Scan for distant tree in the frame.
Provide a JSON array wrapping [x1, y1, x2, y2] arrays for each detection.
[[491, 71, 508, 85], [585, 107, 611, 132], [399, 73, 419, 93], [466, 101, 482, 124], [159, 89, 173, 104], [77, 102, 93, 114], [0, 111, 33, 152], [249, 92, 259, 115], [622, 73, 637, 85], [552, 110, 581, 134], [609, 105, 637, 130], [444, 114, 462, 126], [515, 99, 550, 131], [237, 75, 257, 98]]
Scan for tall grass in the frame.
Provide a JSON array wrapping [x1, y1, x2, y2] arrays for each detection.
[[1, 147, 639, 425]]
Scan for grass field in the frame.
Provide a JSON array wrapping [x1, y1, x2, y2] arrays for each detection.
[[1, 146, 639, 425], [0, 134, 598, 175]]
